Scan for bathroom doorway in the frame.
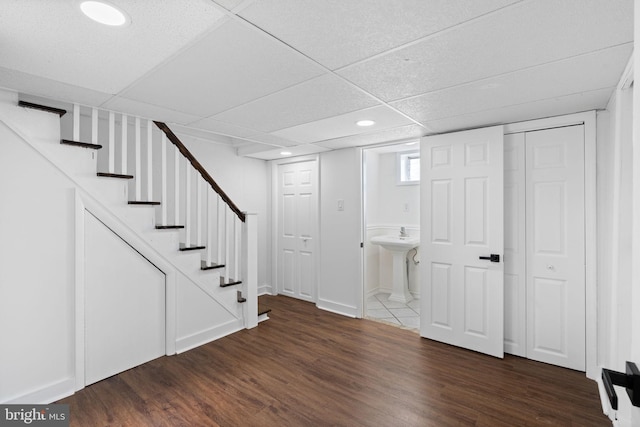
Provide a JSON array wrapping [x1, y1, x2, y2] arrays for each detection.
[[362, 141, 420, 330]]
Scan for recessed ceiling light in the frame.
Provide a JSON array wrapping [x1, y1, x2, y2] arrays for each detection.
[[280, 151, 292, 156], [80, 1, 128, 26], [356, 120, 375, 127], [405, 142, 417, 146]]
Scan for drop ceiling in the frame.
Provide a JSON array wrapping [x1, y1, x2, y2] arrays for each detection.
[[0, 0, 633, 160]]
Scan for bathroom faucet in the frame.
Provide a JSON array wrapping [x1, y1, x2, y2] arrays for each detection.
[[400, 226, 408, 238]]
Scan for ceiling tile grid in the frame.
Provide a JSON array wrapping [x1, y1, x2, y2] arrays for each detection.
[[0, 0, 226, 94], [337, 0, 633, 102], [120, 19, 325, 118], [210, 74, 380, 133], [391, 44, 632, 124], [238, 0, 521, 70], [0, 0, 633, 159]]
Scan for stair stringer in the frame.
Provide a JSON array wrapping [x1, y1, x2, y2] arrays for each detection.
[[0, 98, 245, 352]]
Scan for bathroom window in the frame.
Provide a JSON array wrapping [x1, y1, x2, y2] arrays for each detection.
[[397, 150, 420, 185]]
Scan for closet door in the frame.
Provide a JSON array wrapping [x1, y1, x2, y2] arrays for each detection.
[[525, 125, 585, 371]]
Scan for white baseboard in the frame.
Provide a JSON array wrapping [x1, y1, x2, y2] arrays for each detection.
[[317, 298, 358, 318], [258, 283, 273, 296], [2, 377, 75, 404], [176, 319, 244, 354]]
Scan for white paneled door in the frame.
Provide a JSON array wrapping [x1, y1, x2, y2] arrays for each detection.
[[525, 125, 585, 371], [277, 160, 318, 302], [420, 126, 504, 358]]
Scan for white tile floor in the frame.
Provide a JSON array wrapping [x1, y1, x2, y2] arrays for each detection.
[[365, 292, 420, 331]]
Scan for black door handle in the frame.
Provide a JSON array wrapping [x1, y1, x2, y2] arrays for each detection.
[[479, 254, 500, 263]]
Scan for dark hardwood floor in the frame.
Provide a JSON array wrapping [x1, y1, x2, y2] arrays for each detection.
[[59, 295, 609, 426]]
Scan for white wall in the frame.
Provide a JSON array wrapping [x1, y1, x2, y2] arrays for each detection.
[[595, 60, 637, 423], [0, 92, 76, 403], [318, 148, 362, 317], [180, 136, 271, 292]]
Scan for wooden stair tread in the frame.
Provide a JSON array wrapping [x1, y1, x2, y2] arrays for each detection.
[[128, 200, 161, 206], [220, 277, 242, 287], [258, 307, 271, 316], [179, 244, 205, 251], [97, 172, 134, 179], [155, 225, 184, 230], [201, 260, 225, 270], [19, 100, 67, 117], [61, 139, 102, 150]]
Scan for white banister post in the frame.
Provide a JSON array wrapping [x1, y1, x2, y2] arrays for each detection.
[[91, 108, 98, 146], [234, 215, 240, 281], [121, 114, 128, 175], [146, 120, 153, 202], [196, 178, 202, 247], [242, 213, 258, 329], [108, 111, 115, 174], [206, 187, 213, 264], [217, 196, 224, 266], [160, 133, 167, 226], [185, 167, 191, 246], [224, 207, 230, 282], [174, 145, 180, 225], [134, 117, 141, 200], [73, 104, 80, 141]]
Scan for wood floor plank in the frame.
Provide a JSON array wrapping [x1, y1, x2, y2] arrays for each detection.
[[59, 295, 609, 426]]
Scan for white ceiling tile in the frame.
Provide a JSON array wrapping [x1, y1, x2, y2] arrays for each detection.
[[392, 44, 631, 124], [212, 0, 250, 11], [188, 117, 257, 138], [243, 133, 298, 147], [315, 124, 426, 150], [244, 144, 331, 161], [0, 67, 112, 107], [239, 0, 520, 70], [271, 105, 415, 144], [339, 0, 633, 101], [101, 97, 201, 125], [0, 0, 226, 94], [212, 74, 379, 132], [122, 20, 324, 117], [424, 88, 613, 134], [171, 125, 234, 145]]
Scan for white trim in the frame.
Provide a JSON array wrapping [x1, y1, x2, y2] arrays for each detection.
[[270, 154, 320, 300], [3, 378, 75, 405], [317, 298, 358, 318], [584, 111, 598, 380], [175, 319, 243, 353]]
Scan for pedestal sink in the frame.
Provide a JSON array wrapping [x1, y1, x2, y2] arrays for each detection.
[[370, 235, 420, 303]]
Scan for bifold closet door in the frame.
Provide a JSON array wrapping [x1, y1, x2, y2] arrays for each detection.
[[525, 125, 585, 371]]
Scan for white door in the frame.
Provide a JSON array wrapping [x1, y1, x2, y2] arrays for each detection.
[[503, 133, 527, 357], [84, 212, 165, 385], [420, 126, 505, 358], [277, 160, 318, 302], [525, 125, 585, 370]]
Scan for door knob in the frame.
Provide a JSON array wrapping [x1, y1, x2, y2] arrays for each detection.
[[479, 254, 500, 263]]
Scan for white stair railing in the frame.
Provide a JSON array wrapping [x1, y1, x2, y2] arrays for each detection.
[[63, 103, 258, 328]]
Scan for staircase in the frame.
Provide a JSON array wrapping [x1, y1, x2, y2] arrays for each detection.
[[13, 99, 260, 340]]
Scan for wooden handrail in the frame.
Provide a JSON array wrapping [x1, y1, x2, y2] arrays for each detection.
[[154, 121, 246, 222]]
